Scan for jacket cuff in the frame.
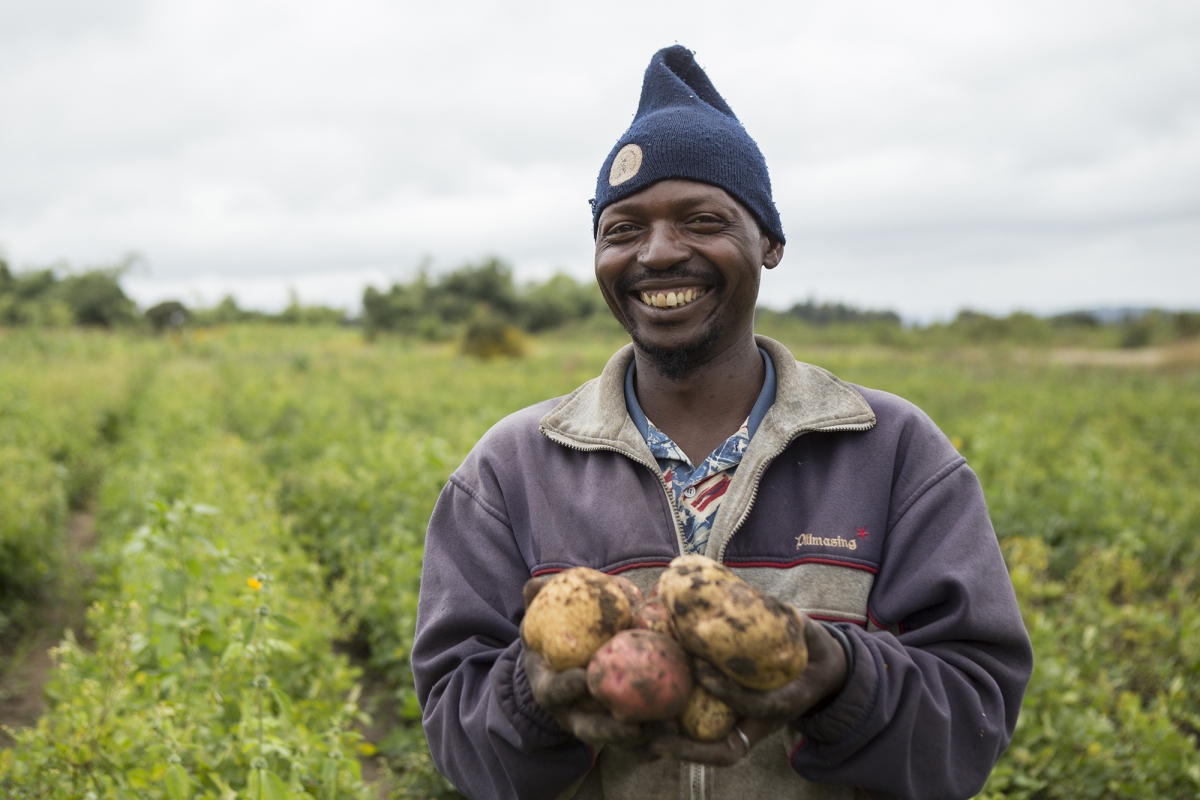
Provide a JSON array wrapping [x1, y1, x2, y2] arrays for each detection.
[[791, 626, 877, 745], [494, 639, 575, 750]]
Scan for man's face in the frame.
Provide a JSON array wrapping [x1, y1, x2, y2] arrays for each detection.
[[595, 179, 783, 378]]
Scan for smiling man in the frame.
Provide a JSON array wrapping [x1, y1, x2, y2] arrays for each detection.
[[413, 46, 1032, 800]]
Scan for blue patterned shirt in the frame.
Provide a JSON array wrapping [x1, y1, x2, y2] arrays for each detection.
[[624, 350, 776, 555]]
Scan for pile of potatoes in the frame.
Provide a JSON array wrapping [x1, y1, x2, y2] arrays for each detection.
[[522, 554, 808, 741]]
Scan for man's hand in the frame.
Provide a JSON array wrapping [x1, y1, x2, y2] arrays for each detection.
[[645, 613, 849, 765], [521, 577, 648, 748]]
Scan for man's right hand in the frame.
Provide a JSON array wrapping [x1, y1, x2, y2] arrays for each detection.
[[520, 576, 648, 748]]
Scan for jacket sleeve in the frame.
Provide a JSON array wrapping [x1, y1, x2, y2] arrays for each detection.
[[789, 455, 1033, 800], [412, 474, 593, 800]]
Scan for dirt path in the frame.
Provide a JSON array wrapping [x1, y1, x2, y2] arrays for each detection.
[[1048, 339, 1200, 368], [0, 512, 97, 746]]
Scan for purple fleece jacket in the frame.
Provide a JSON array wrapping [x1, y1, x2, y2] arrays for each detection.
[[412, 340, 1032, 800]]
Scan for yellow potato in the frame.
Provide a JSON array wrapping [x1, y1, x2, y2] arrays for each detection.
[[658, 554, 807, 691], [522, 567, 634, 670], [679, 685, 738, 742]]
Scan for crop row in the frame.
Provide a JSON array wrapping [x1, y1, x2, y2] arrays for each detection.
[[3, 327, 1199, 798], [2, 339, 376, 799], [0, 334, 143, 645]]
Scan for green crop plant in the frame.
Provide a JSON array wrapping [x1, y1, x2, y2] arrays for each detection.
[[2, 325, 1198, 798]]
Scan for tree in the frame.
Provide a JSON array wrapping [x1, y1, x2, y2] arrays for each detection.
[[145, 300, 191, 332], [57, 270, 137, 327]]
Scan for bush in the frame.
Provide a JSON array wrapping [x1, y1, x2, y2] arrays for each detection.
[[461, 312, 526, 359], [57, 270, 137, 327], [520, 274, 603, 332], [0, 261, 137, 328], [145, 301, 191, 333], [363, 261, 599, 338]]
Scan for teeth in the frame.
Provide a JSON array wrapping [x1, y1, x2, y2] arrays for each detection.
[[640, 288, 706, 309]]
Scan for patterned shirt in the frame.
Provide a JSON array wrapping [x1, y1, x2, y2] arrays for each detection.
[[624, 350, 777, 555]]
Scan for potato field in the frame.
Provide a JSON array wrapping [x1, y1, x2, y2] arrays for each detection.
[[1, 326, 1198, 799]]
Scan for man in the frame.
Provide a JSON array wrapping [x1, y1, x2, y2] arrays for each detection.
[[413, 46, 1032, 800]]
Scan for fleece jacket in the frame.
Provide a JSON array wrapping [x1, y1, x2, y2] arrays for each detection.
[[412, 336, 1033, 800]]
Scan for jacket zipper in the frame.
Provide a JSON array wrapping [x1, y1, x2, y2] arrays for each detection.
[[716, 420, 876, 562], [539, 428, 688, 555], [544, 419, 872, 800]]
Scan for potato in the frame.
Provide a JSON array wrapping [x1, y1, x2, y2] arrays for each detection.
[[632, 597, 676, 639], [523, 568, 634, 670], [611, 574, 645, 608], [658, 554, 807, 691], [586, 630, 692, 722], [679, 685, 738, 742]]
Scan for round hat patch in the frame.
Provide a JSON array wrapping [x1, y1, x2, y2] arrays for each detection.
[[608, 143, 643, 186]]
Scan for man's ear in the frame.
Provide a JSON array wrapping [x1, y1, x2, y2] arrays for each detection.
[[762, 236, 784, 270]]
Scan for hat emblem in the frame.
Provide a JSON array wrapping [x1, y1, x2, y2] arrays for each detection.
[[608, 143, 643, 186]]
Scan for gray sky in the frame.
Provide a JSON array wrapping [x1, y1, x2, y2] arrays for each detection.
[[1, 0, 1197, 319]]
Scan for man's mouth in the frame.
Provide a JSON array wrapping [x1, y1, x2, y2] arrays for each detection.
[[635, 287, 709, 309]]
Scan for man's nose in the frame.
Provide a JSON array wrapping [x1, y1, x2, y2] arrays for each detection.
[[638, 222, 689, 271]]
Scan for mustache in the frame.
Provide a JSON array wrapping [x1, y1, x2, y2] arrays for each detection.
[[614, 265, 726, 296]]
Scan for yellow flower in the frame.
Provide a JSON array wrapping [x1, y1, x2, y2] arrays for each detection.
[[950, 436, 964, 451], [247, 577, 263, 590], [1086, 742, 1102, 757]]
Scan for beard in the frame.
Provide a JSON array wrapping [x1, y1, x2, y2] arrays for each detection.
[[629, 317, 726, 380], [612, 264, 729, 380]]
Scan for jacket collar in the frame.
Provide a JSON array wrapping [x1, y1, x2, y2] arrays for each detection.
[[539, 335, 875, 455], [540, 336, 876, 558]]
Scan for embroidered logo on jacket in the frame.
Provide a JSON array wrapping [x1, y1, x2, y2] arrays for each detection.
[[795, 533, 858, 551]]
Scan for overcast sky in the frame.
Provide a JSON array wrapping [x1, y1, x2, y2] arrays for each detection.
[[1, 1, 1197, 319]]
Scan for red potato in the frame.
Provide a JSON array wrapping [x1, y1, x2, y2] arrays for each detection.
[[586, 630, 692, 722], [611, 574, 645, 609], [632, 597, 676, 639]]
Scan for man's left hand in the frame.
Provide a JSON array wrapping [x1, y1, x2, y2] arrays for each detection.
[[644, 614, 849, 766]]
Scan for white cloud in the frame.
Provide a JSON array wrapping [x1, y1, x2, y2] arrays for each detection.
[[1, 0, 1197, 317]]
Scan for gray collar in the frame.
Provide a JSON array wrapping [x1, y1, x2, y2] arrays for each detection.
[[539, 335, 876, 558], [623, 347, 777, 443]]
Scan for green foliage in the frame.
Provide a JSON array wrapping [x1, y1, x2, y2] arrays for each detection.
[[278, 292, 348, 327], [979, 538, 1200, 799], [0, 333, 141, 640], [146, 301, 191, 333], [1, 335, 373, 798], [0, 259, 137, 328], [756, 306, 1200, 349], [520, 274, 604, 332], [56, 269, 138, 327], [190, 296, 272, 327], [783, 299, 901, 327], [3, 326, 1199, 798], [461, 310, 527, 359], [363, 259, 602, 339], [795, 343, 1200, 799]]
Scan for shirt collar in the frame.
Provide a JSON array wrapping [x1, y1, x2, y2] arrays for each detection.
[[623, 347, 777, 442]]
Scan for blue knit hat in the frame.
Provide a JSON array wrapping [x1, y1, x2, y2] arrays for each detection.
[[591, 45, 784, 244]]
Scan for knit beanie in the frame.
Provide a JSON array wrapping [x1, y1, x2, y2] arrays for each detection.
[[591, 45, 784, 244]]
